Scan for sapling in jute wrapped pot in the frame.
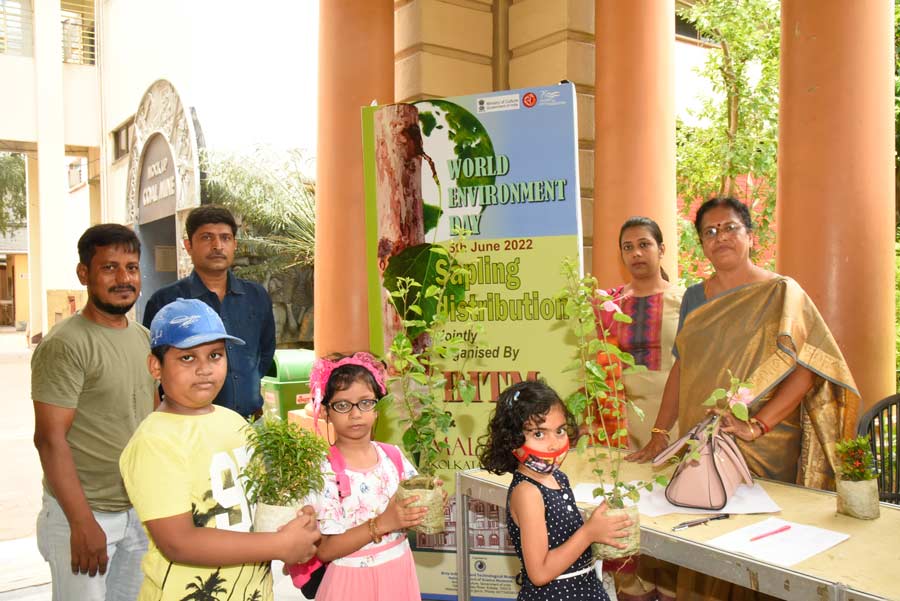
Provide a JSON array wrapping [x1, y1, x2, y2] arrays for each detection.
[[559, 260, 659, 560], [381, 240, 480, 535], [242, 416, 329, 532]]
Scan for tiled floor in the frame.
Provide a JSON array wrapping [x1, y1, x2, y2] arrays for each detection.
[[0, 331, 47, 599], [0, 584, 50, 601], [0, 538, 49, 595], [0, 329, 40, 542]]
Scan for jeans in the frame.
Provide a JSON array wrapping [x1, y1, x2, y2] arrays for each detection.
[[36, 492, 147, 601]]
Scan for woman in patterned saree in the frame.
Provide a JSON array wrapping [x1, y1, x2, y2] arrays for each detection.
[[595, 217, 684, 601], [596, 217, 685, 451], [627, 197, 860, 601]]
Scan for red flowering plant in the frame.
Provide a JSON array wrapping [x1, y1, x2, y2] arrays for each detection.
[[589, 294, 632, 448], [835, 436, 877, 482]]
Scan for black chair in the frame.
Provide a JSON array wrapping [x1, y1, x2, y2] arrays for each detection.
[[856, 394, 899, 504]]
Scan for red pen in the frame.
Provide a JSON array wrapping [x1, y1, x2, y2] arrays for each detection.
[[749, 524, 791, 542]]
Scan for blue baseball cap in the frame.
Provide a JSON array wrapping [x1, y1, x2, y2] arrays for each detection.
[[149, 298, 245, 349]]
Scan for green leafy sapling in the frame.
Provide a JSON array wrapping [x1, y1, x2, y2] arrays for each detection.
[[242, 416, 330, 506], [381, 233, 481, 475], [558, 258, 666, 509]]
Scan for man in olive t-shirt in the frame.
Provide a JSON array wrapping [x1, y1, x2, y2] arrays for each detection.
[[32, 224, 155, 601]]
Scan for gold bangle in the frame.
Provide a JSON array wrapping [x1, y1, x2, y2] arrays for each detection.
[[751, 416, 770, 435], [651, 427, 670, 438], [368, 518, 382, 544], [748, 423, 758, 439]]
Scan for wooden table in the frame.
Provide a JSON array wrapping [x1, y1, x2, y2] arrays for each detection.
[[454, 456, 899, 601]]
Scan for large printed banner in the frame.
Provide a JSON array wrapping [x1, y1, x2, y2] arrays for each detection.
[[361, 84, 583, 600]]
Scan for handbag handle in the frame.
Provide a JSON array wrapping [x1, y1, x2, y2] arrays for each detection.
[[651, 414, 720, 467]]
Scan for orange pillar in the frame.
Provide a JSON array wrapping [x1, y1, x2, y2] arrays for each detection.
[[315, 1, 393, 357], [777, 1, 895, 409], [593, 0, 676, 287]]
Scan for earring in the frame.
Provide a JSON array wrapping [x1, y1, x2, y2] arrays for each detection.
[[326, 416, 336, 446]]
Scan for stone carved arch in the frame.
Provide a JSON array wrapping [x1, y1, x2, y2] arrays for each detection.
[[125, 79, 202, 277]]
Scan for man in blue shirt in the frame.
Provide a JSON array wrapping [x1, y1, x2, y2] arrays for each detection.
[[142, 205, 275, 417]]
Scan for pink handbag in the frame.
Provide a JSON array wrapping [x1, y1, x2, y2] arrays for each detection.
[[652, 414, 753, 510]]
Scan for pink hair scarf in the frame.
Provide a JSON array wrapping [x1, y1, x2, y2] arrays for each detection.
[[308, 352, 387, 431]]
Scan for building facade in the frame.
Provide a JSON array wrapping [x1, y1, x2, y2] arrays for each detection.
[[1, 0, 894, 407]]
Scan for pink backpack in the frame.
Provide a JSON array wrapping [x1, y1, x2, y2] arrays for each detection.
[[288, 443, 405, 591]]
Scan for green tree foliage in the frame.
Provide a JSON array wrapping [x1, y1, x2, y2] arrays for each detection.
[[0, 152, 27, 235], [676, 0, 780, 283], [201, 147, 315, 281]]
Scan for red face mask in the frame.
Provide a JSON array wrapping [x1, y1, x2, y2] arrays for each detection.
[[513, 439, 570, 474]]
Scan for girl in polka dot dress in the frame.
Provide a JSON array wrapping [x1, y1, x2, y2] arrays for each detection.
[[478, 381, 632, 601]]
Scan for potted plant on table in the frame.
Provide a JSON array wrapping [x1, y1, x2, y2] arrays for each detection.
[[241, 415, 330, 532], [558, 258, 662, 559], [380, 239, 479, 534], [835, 435, 880, 520]]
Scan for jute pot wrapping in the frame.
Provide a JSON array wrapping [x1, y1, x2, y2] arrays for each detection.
[[836, 478, 880, 520], [397, 476, 445, 534], [589, 505, 640, 560], [253, 502, 300, 533]]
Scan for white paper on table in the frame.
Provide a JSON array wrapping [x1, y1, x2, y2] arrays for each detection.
[[572, 481, 781, 517], [705, 517, 849, 567]]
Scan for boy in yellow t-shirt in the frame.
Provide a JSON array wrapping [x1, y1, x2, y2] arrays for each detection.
[[120, 298, 320, 601]]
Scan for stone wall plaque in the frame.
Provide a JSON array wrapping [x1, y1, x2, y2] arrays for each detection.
[[138, 134, 177, 224]]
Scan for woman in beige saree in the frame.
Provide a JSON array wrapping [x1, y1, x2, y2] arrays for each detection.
[[627, 197, 860, 601]]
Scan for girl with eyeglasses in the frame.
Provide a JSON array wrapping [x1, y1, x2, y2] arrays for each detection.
[[304, 352, 430, 601], [478, 380, 631, 601]]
